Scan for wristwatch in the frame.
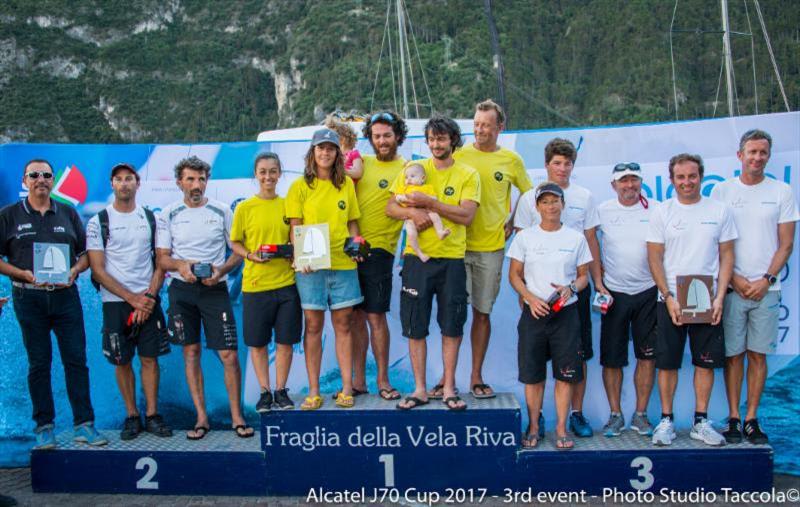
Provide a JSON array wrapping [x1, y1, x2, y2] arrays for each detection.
[[568, 282, 578, 294], [662, 290, 675, 301], [763, 273, 777, 286]]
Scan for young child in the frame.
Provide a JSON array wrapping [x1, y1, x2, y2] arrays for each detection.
[[395, 163, 450, 262], [324, 116, 363, 183]]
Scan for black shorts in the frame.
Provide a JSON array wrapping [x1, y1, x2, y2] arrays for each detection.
[[600, 286, 657, 368], [399, 255, 468, 339], [242, 285, 302, 347], [167, 280, 238, 350], [577, 286, 593, 360], [656, 302, 724, 370], [356, 248, 395, 314], [518, 303, 583, 385], [102, 301, 170, 366]]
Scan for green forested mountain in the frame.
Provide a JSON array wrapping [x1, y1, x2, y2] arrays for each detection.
[[0, 0, 797, 143]]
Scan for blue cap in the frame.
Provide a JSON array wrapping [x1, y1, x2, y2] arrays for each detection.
[[311, 128, 340, 148]]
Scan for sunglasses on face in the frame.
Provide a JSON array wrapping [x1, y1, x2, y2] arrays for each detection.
[[613, 162, 641, 172], [26, 171, 54, 180], [370, 112, 394, 123]]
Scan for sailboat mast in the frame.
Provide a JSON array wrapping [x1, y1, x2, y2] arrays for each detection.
[[720, 0, 736, 116], [396, 0, 410, 119]]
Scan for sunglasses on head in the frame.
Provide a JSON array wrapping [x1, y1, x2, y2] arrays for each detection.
[[370, 112, 394, 123], [613, 162, 641, 172], [26, 171, 54, 180]]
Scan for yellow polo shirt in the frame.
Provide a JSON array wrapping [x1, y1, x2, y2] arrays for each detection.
[[356, 155, 406, 253]]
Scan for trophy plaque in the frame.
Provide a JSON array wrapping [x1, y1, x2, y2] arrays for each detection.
[[33, 242, 70, 285], [293, 223, 331, 271], [676, 274, 714, 324]]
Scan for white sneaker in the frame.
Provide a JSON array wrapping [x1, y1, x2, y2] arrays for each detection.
[[652, 417, 676, 446], [690, 418, 725, 446]]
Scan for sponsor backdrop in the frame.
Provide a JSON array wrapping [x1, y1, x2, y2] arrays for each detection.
[[1, 112, 798, 474]]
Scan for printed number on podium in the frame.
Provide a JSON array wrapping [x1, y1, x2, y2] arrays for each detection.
[[629, 456, 654, 490], [378, 454, 395, 487], [135, 457, 159, 490]]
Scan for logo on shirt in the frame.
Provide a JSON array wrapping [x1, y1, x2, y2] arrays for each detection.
[[494, 171, 503, 182], [609, 215, 624, 226], [379, 179, 389, 189], [671, 219, 688, 231], [53, 226, 65, 233], [17, 223, 32, 231], [338, 200, 346, 210], [700, 221, 718, 225], [761, 200, 777, 206], [283, 216, 290, 225], [444, 186, 455, 196], [729, 197, 747, 208]]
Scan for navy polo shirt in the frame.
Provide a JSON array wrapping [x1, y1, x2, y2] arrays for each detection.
[[0, 198, 86, 281]]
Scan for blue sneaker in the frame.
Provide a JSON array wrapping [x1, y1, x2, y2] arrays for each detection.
[[538, 413, 545, 439], [569, 411, 594, 437], [73, 422, 108, 446], [33, 424, 56, 450]]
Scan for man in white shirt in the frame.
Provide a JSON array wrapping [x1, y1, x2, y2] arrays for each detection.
[[647, 153, 737, 447], [87, 163, 172, 441], [156, 156, 248, 440], [596, 163, 657, 438], [711, 129, 799, 445], [514, 138, 601, 438]]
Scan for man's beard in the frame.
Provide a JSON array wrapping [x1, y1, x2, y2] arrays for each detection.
[[432, 148, 452, 161], [373, 144, 397, 162]]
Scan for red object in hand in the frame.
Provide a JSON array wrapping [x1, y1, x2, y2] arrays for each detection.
[[259, 244, 278, 254], [126, 311, 135, 327], [546, 290, 565, 313]]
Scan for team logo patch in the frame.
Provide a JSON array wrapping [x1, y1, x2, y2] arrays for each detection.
[[338, 200, 346, 210], [444, 186, 455, 196], [494, 171, 503, 182], [379, 179, 389, 189], [283, 216, 289, 225]]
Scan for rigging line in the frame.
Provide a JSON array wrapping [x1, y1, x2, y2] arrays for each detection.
[[669, 0, 680, 120], [403, 0, 434, 114], [370, 1, 392, 113], [399, 0, 420, 118], [712, 53, 725, 117], [753, 0, 790, 111], [743, 0, 758, 114], [385, 0, 399, 113]]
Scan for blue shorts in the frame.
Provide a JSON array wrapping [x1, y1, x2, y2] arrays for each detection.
[[295, 269, 364, 311]]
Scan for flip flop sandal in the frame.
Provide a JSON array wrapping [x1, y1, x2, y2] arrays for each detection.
[[186, 426, 210, 441], [428, 384, 459, 400], [331, 387, 368, 400], [471, 383, 497, 399], [521, 433, 539, 449], [555, 436, 574, 450], [301, 395, 323, 410], [396, 396, 429, 410], [233, 425, 254, 438], [335, 392, 354, 408], [443, 396, 467, 411], [379, 388, 401, 401]]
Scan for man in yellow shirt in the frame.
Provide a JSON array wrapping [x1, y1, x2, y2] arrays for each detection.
[[451, 99, 532, 400], [352, 112, 408, 400], [386, 115, 481, 411]]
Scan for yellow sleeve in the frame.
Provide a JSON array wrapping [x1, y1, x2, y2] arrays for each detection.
[[347, 178, 361, 221], [462, 169, 481, 204], [230, 203, 246, 242], [389, 170, 405, 195], [285, 179, 305, 219], [512, 154, 533, 194]]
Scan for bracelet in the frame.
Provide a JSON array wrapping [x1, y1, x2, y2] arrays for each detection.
[[246, 252, 251, 261], [144, 292, 156, 300]]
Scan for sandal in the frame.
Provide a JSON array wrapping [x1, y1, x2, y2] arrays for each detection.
[[471, 383, 496, 399], [186, 426, 210, 441], [301, 395, 323, 410], [443, 396, 467, 411], [428, 384, 458, 400], [335, 392, 354, 408], [233, 424, 254, 438], [379, 387, 401, 401], [396, 396, 428, 410], [331, 387, 368, 400], [521, 433, 539, 449], [555, 435, 574, 450]]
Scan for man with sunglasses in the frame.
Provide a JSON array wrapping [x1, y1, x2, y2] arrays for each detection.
[[514, 138, 602, 439], [0, 159, 106, 449], [596, 163, 658, 438], [87, 163, 173, 441], [350, 112, 408, 401], [711, 129, 799, 445]]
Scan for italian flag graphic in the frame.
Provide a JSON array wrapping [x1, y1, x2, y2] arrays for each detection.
[[51, 164, 88, 206]]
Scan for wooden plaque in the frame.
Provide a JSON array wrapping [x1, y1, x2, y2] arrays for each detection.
[[676, 274, 714, 324]]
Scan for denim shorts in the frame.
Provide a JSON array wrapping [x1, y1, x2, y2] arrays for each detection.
[[295, 269, 364, 311]]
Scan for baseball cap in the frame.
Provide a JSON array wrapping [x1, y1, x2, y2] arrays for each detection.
[[612, 162, 642, 181], [534, 182, 564, 201], [311, 128, 340, 148], [110, 163, 140, 181]]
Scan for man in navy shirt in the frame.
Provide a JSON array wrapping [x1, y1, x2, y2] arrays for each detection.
[[0, 159, 106, 449]]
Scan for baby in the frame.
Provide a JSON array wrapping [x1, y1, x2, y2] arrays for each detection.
[[395, 163, 450, 262], [324, 116, 363, 182]]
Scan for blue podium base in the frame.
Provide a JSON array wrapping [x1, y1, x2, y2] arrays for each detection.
[[29, 393, 773, 497]]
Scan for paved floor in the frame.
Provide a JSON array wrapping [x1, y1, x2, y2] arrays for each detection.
[[1, 467, 798, 506]]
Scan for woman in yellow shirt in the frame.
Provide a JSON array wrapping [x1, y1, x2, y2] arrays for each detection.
[[230, 153, 301, 412], [286, 128, 364, 410]]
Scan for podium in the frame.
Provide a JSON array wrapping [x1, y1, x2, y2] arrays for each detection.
[[30, 393, 773, 496]]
